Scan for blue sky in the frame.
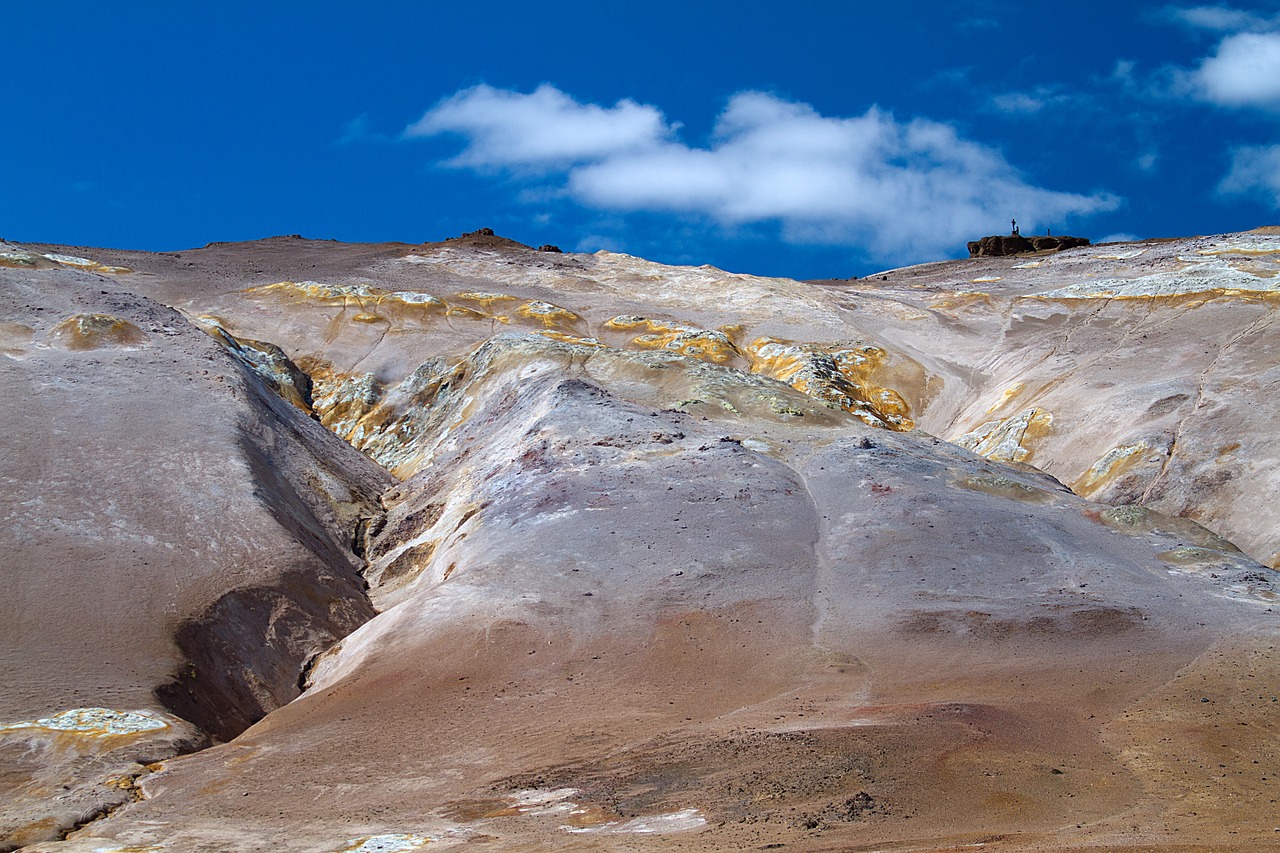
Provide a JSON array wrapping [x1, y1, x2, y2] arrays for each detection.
[[4, 1, 1280, 278]]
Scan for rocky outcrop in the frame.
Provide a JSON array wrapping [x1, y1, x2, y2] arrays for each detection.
[[71, 314, 1277, 853], [141, 230, 1280, 566], [5, 231, 1280, 852], [967, 233, 1089, 256], [0, 258, 390, 846]]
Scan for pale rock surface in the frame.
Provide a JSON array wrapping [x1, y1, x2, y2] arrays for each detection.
[[0, 254, 390, 846], [2, 230, 1279, 852]]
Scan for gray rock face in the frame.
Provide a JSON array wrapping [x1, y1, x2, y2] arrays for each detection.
[[2, 233, 1279, 852]]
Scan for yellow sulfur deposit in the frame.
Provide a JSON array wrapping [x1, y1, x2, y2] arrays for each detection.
[[515, 300, 583, 329], [746, 337, 913, 429], [955, 407, 1052, 463], [605, 315, 740, 365], [50, 314, 148, 351]]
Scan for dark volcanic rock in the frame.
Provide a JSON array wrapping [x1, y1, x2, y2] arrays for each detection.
[[968, 234, 1089, 257], [438, 227, 532, 252]]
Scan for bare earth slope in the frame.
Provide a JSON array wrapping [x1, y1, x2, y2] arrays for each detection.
[[0, 252, 391, 846], [1, 231, 1278, 852]]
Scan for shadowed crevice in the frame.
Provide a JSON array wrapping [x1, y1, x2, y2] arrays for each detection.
[[156, 571, 374, 742]]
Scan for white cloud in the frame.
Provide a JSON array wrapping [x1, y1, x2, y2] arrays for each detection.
[[985, 85, 1083, 117], [407, 85, 1119, 262], [1154, 11, 1280, 205], [1219, 144, 1280, 205], [1168, 4, 1274, 32], [405, 84, 670, 170], [1191, 31, 1280, 108], [989, 92, 1048, 115]]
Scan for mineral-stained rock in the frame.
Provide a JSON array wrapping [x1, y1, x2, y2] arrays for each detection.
[[42, 325, 1277, 853], [49, 313, 148, 350], [0, 257, 390, 846], [4, 230, 1280, 852]]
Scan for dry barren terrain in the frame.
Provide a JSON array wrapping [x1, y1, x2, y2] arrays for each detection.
[[2, 229, 1278, 852]]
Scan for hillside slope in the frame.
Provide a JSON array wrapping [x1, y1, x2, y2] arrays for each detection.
[[2, 231, 1278, 852]]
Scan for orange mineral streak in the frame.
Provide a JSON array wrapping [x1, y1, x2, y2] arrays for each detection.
[[0, 251, 56, 269], [249, 282, 590, 334], [247, 281, 451, 326], [196, 319, 313, 412], [745, 336, 914, 430], [40, 251, 133, 274], [0, 708, 172, 742], [536, 330, 605, 348], [302, 361, 384, 443], [3, 817, 60, 848], [1073, 441, 1151, 498], [604, 315, 741, 366], [299, 356, 473, 479], [49, 313, 148, 351], [956, 407, 1052, 464], [1025, 286, 1280, 306], [924, 291, 998, 312], [452, 290, 520, 320]]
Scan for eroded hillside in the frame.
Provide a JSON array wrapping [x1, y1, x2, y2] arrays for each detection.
[[2, 230, 1278, 853]]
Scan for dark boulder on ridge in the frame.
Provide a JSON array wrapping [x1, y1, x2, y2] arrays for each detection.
[[968, 234, 1089, 257]]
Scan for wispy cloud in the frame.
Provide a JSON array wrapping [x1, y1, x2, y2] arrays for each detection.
[[337, 114, 394, 146], [985, 85, 1080, 117], [407, 85, 1119, 261], [988, 91, 1051, 115], [1219, 144, 1280, 206], [1166, 4, 1280, 33]]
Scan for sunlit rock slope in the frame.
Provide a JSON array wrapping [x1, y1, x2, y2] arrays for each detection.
[[2, 229, 1279, 853], [0, 251, 391, 846]]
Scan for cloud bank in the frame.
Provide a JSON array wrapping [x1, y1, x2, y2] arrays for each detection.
[[1166, 5, 1280, 109], [1191, 30, 1280, 108], [408, 85, 1118, 260], [1164, 6, 1280, 209]]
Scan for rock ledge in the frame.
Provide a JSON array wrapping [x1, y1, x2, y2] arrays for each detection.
[[968, 234, 1090, 257]]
